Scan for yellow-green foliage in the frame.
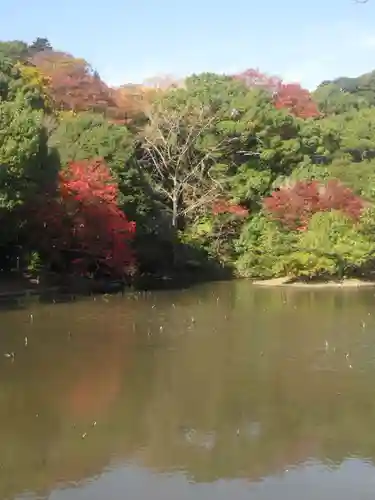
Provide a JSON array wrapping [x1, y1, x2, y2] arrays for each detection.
[[15, 62, 53, 111], [281, 211, 375, 278]]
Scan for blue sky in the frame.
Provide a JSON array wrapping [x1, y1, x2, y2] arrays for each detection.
[[1, 0, 375, 89]]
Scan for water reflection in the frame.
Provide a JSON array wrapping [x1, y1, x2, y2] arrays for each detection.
[[1, 282, 375, 499]]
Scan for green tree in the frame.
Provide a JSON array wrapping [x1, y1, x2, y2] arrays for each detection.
[[320, 107, 375, 151], [0, 101, 49, 210], [235, 212, 296, 278], [313, 82, 369, 115], [28, 37, 52, 55], [0, 58, 53, 211], [331, 70, 375, 106], [327, 158, 375, 202], [0, 57, 57, 268], [49, 112, 134, 172], [211, 88, 330, 208], [283, 211, 375, 279], [0, 41, 29, 62], [0, 56, 50, 110], [49, 111, 156, 226]]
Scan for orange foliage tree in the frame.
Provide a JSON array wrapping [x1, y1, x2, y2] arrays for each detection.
[[32, 50, 121, 116], [212, 199, 249, 217], [111, 84, 156, 122]]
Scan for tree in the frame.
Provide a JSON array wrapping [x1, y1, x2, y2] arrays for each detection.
[[48, 111, 164, 266], [283, 211, 375, 279], [274, 83, 320, 118], [28, 159, 136, 277], [143, 74, 181, 90], [112, 84, 152, 122], [0, 56, 50, 109], [319, 107, 375, 152], [183, 199, 248, 266], [32, 50, 119, 115], [184, 72, 248, 108], [0, 57, 53, 212], [0, 41, 29, 62], [139, 95, 227, 228], [49, 112, 134, 172], [0, 57, 57, 265], [28, 37, 52, 55], [235, 212, 297, 278], [15, 63, 53, 111], [233, 68, 281, 93], [328, 157, 375, 202], [182, 75, 333, 213], [313, 82, 368, 115], [263, 180, 364, 229], [47, 112, 152, 217], [233, 68, 320, 118], [211, 86, 317, 206], [320, 69, 375, 107], [0, 102, 50, 210]]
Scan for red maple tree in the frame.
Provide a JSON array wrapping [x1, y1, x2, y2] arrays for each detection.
[[263, 180, 364, 229], [274, 83, 320, 118], [27, 159, 136, 277]]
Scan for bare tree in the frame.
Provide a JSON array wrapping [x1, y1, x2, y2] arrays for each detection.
[[139, 101, 226, 228], [143, 74, 184, 90]]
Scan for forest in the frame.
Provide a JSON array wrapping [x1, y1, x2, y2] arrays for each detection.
[[1, 36, 375, 287]]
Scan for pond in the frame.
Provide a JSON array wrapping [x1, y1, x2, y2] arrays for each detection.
[[1, 281, 375, 500]]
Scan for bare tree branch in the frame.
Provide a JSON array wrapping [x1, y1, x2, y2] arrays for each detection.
[[139, 100, 227, 227]]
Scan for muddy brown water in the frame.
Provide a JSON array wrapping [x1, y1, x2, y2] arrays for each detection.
[[1, 281, 375, 499]]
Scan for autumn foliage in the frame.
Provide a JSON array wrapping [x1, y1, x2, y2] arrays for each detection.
[[274, 83, 320, 118], [212, 200, 249, 217], [4, 36, 375, 283], [29, 159, 136, 277], [233, 68, 282, 93], [32, 51, 122, 117], [233, 69, 320, 118], [263, 180, 364, 229], [111, 84, 158, 121]]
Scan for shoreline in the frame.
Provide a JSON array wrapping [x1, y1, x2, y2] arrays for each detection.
[[252, 277, 375, 288], [0, 270, 221, 301], [1, 273, 374, 301]]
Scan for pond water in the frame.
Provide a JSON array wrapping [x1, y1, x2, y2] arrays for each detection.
[[1, 281, 375, 500]]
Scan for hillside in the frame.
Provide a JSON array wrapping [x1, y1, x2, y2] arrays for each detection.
[[313, 70, 375, 114], [1, 37, 375, 284]]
